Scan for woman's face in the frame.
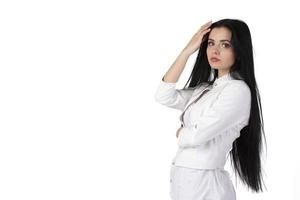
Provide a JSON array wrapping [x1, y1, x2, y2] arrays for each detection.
[[206, 27, 235, 73]]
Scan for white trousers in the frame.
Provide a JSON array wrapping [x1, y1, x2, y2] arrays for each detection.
[[169, 163, 236, 200]]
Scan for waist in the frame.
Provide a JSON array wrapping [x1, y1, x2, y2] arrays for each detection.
[[172, 147, 227, 170], [170, 162, 231, 182]]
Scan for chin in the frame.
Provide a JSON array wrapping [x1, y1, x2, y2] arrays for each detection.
[[210, 65, 221, 69]]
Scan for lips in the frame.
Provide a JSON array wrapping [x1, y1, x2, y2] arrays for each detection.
[[210, 57, 221, 62]]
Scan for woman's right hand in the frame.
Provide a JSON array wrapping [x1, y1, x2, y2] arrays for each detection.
[[182, 20, 212, 56]]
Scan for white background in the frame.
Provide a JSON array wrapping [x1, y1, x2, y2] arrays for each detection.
[[0, 0, 299, 199]]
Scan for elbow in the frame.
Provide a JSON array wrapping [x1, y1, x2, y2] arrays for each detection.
[[154, 91, 164, 104], [154, 92, 170, 106]]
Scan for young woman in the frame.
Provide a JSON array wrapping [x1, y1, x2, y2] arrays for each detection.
[[154, 19, 266, 200]]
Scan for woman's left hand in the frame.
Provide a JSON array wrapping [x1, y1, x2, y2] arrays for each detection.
[[176, 127, 183, 138]]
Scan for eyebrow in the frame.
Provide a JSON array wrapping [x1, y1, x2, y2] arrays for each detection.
[[208, 38, 231, 42]]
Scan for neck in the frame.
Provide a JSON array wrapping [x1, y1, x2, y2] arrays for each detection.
[[218, 70, 230, 78]]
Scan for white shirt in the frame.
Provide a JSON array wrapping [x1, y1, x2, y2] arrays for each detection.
[[154, 72, 251, 170]]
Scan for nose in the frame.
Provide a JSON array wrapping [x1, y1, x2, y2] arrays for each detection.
[[212, 47, 220, 55]]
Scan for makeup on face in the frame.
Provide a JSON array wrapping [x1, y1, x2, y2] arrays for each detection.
[[207, 38, 232, 50]]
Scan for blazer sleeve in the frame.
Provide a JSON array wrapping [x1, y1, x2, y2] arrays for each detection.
[[177, 81, 251, 148], [154, 76, 195, 111]]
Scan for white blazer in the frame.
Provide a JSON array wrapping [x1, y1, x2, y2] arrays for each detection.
[[154, 72, 251, 169]]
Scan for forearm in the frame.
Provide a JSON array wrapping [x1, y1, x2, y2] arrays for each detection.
[[162, 50, 190, 83]]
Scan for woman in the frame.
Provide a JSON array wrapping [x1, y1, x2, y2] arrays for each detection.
[[154, 19, 266, 200]]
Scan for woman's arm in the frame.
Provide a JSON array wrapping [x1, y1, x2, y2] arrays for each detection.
[[162, 50, 190, 83], [154, 51, 194, 111], [154, 20, 212, 111], [177, 82, 251, 147]]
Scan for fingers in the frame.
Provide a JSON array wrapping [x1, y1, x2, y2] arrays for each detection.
[[202, 20, 212, 27], [203, 28, 211, 34], [198, 20, 212, 32], [176, 127, 183, 138]]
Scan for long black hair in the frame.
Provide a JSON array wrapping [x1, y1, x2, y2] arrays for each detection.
[[182, 18, 267, 192]]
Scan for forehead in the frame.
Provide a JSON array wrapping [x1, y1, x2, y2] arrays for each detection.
[[208, 27, 232, 41]]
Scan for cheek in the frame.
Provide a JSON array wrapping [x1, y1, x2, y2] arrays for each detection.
[[206, 48, 213, 57], [222, 51, 235, 64]]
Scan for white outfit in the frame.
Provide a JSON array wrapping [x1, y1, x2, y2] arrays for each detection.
[[169, 163, 236, 200], [154, 72, 251, 200]]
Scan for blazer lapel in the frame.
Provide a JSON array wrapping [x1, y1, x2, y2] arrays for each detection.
[[179, 85, 212, 126], [183, 84, 211, 111]]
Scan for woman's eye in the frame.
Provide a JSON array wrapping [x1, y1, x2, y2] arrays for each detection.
[[222, 43, 231, 48], [208, 42, 214, 46]]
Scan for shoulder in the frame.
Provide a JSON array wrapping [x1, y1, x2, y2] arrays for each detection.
[[223, 80, 251, 99], [227, 79, 250, 90]]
